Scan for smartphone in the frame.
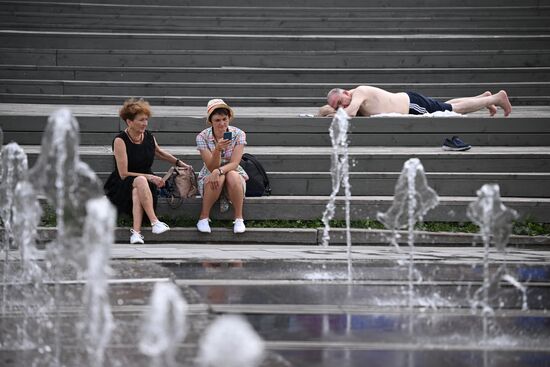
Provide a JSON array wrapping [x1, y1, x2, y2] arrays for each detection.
[[223, 131, 232, 140]]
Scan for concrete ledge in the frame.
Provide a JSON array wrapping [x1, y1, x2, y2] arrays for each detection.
[[3, 13, 549, 35], [3, 48, 548, 68], [3, 115, 550, 146], [1, 31, 549, 51], [85, 171, 550, 197], [1, 103, 548, 118], [2, 65, 549, 84], [18, 145, 550, 173], [1, 79, 549, 98], [86, 171, 550, 198], [2, 2, 548, 18], [323, 228, 550, 247], [4, 227, 548, 247], [263, 172, 550, 197], [1, 93, 547, 107], [5, 0, 548, 9], [3, 114, 550, 132], [152, 196, 550, 223]]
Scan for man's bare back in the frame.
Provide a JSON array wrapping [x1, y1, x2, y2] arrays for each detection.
[[327, 86, 409, 117], [349, 86, 409, 116]]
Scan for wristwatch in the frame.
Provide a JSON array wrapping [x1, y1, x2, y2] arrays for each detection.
[[218, 168, 224, 175]]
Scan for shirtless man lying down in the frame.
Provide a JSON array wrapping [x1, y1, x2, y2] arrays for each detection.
[[323, 86, 512, 118]]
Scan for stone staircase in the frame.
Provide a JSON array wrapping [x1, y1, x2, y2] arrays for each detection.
[[1, 0, 549, 242]]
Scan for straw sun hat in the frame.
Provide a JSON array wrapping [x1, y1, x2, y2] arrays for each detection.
[[206, 98, 234, 123]]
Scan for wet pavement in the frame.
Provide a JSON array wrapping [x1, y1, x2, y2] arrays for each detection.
[[1, 244, 550, 366]]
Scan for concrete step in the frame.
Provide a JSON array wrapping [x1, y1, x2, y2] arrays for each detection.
[[18, 146, 550, 173], [3, 0, 548, 11], [1, 31, 548, 52], [2, 13, 549, 34], [3, 1, 549, 16], [17, 227, 550, 246], [2, 94, 548, 107], [1, 102, 547, 117], [152, 196, 550, 223], [1, 79, 547, 96], [3, 48, 548, 68], [91, 171, 550, 197], [2, 65, 548, 84], [0, 80, 547, 106], [233, 172, 550, 198], [2, 115, 549, 147]]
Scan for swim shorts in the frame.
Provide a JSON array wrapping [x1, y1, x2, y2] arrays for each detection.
[[406, 91, 452, 115]]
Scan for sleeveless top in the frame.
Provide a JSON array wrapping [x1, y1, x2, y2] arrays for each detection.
[[113, 130, 155, 174], [103, 130, 157, 215]]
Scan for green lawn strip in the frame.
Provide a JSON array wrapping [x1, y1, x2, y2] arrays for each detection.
[[4, 205, 548, 236], [119, 216, 550, 236]]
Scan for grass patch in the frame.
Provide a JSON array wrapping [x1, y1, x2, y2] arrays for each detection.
[[10, 204, 550, 237], [40, 204, 57, 227], [159, 217, 549, 236]]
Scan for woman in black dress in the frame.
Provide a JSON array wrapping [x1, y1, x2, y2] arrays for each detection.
[[104, 98, 189, 244]]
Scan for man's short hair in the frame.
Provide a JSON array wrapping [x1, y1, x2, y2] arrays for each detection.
[[326, 88, 343, 102]]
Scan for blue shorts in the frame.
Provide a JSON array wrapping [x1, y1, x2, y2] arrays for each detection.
[[406, 91, 452, 115]]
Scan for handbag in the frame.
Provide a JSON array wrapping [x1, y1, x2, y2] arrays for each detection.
[[161, 165, 198, 208]]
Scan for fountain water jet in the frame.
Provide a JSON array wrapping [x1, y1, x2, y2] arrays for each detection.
[[321, 108, 352, 281], [197, 314, 265, 367], [29, 108, 104, 365], [29, 108, 103, 267], [12, 182, 43, 283], [0, 109, 115, 366], [0, 143, 29, 316], [139, 281, 188, 367], [467, 183, 524, 346], [377, 157, 439, 309], [79, 197, 115, 367]]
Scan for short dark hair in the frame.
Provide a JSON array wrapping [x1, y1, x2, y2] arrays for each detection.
[[209, 107, 230, 122]]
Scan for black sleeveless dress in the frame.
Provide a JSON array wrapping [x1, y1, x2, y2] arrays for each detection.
[[104, 130, 158, 216]]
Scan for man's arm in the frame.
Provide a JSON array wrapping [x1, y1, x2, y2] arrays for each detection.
[[343, 90, 364, 117]]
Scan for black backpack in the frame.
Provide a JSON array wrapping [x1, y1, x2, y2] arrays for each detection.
[[240, 153, 271, 197]]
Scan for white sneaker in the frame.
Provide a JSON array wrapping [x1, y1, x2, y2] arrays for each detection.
[[233, 218, 246, 234], [151, 220, 170, 234], [197, 218, 211, 233], [130, 229, 144, 244]]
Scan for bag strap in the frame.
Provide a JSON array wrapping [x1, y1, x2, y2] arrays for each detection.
[[162, 166, 175, 181], [167, 195, 183, 209]]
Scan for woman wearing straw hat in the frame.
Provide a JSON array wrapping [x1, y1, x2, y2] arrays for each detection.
[[196, 99, 248, 234]]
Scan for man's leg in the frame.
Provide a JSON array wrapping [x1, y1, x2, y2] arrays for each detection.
[[449, 90, 512, 116], [446, 91, 497, 116]]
